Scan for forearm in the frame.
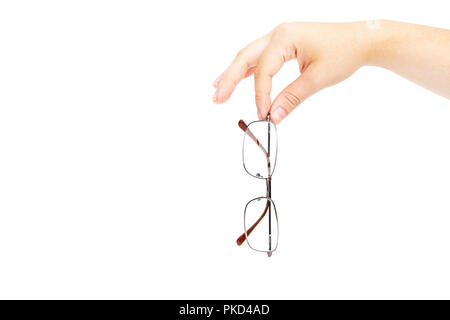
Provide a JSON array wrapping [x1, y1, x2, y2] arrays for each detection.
[[366, 20, 450, 99]]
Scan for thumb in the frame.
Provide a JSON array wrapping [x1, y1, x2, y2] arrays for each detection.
[[270, 65, 324, 124]]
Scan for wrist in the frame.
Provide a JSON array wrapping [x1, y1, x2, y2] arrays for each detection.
[[362, 19, 399, 67]]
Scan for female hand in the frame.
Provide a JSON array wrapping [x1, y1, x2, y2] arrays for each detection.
[[212, 21, 372, 123], [213, 20, 450, 124]]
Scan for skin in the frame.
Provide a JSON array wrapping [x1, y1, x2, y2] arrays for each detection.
[[212, 20, 450, 124]]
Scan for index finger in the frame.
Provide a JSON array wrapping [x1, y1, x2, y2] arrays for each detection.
[[254, 43, 285, 120]]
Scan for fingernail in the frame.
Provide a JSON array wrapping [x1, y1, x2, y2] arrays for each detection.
[[213, 90, 219, 102], [271, 107, 287, 123]]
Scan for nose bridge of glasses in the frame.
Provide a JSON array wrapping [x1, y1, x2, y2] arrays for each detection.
[[266, 177, 271, 197]]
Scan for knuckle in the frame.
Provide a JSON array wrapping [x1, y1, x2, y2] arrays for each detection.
[[255, 92, 267, 106], [275, 22, 288, 32], [282, 90, 301, 109], [235, 49, 247, 62], [223, 73, 239, 88], [253, 66, 265, 80], [255, 91, 264, 101], [270, 24, 290, 46], [273, 22, 290, 36], [234, 49, 251, 69], [253, 66, 262, 77]]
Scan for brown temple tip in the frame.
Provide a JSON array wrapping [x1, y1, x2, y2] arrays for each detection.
[[236, 233, 246, 246], [238, 120, 248, 132]]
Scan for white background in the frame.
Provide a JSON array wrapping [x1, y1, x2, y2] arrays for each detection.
[[0, 0, 449, 299]]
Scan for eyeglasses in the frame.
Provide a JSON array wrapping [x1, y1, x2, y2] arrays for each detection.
[[236, 114, 279, 257]]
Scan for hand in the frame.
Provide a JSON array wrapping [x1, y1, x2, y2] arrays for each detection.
[[212, 21, 372, 123], [214, 20, 450, 124]]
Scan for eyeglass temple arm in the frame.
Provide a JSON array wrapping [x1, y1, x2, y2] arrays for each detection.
[[236, 200, 270, 246], [238, 120, 269, 157]]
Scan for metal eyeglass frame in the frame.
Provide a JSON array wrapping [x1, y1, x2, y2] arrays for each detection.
[[236, 114, 279, 257]]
